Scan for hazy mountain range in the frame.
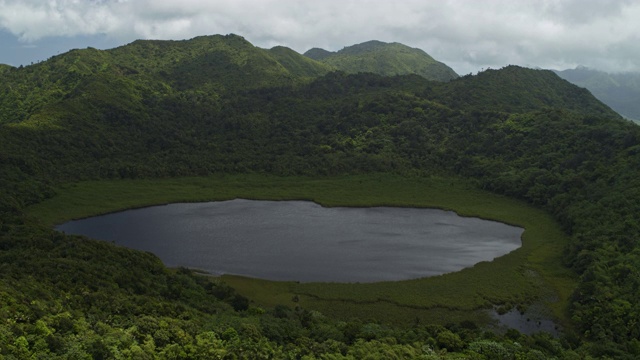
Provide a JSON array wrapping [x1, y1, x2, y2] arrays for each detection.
[[554, 66, 640, 123]]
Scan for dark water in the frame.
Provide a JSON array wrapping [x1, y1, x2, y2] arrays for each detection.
[[490, 308, 560, 336], [56, 199, 523, 283]]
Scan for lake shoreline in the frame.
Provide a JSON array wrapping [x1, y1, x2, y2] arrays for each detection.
[[57, 199, 524, 283], [28, 174, 576, 330]]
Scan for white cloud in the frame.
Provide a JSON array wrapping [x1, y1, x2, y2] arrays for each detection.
[[0, 0, 639, 73]]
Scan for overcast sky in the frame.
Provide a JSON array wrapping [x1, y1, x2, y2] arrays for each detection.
[[1, 0, 639, 75]]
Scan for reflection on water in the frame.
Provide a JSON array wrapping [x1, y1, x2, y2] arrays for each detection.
[[56, 199, 523, 283], [490, 308, 560, 336]]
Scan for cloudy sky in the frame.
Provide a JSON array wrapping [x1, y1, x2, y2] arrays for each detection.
[[1, 0, 639, 75]]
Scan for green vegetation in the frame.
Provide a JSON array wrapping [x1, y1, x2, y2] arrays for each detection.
[[1, 34, 640, 358], [267, 46, 334, 80], [439, 66, 616, 116], [554, 66, 640, 122], [304, 40, 459, 81], [29, 174, 573, 328], [0, 63, 13, 75]]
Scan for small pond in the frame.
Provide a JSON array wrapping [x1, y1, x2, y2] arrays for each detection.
[[56, 199, 523, 283]]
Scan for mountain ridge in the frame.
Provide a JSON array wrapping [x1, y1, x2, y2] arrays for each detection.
[[553, 66, 640, 122], [0, 34, 333, 125], [2, 36, 619, 129], [304, 40, 459, 82], [438, 66, 616, 117]]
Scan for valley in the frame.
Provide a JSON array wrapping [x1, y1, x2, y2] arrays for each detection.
[[1, 34, 639, 358]]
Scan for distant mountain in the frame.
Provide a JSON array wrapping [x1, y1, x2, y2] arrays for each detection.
[[267, 46, 334, 79], [0, 34, 332, 125], [0, 40, 616, 130], [554, 66, 640, 123], [304, 40, 458, 82], [303, 48, 333, 61], [107, 34, 332, 90]]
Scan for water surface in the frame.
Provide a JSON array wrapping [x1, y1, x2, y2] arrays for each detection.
[[56, 199, 523, 282]]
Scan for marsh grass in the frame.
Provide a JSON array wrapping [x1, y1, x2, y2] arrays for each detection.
[[28, 174, 576, 328]]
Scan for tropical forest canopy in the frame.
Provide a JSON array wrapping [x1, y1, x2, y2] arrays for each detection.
[[1, 33, 640, 358]]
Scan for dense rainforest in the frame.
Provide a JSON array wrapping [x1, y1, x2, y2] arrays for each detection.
[[1, 34, 640, 358]]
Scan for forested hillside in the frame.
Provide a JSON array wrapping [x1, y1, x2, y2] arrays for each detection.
[[554, 66, 640, 122], [1, 35, 640, 358], [304, 40, 459, 82], [0, 64, 12, 75]]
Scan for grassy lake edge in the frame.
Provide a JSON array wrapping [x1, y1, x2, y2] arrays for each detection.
[[28, 173, 576, 330]]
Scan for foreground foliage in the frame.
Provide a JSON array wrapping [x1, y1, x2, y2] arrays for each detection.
[[0, 213, 588, 359]]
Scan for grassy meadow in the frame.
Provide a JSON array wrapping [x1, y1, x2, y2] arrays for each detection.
[[28, 174, 576, 329]]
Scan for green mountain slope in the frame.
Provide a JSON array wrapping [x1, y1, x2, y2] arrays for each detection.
[[0, 34, 331, 125], [439, 66, 617, 116], [303, 47, 333, 61], [304, 40, 459, 82], [107, 34, 332, 90], [554, 66, 640, 122], [267, 45, 333, 79], [1, 35, 639, 358]]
